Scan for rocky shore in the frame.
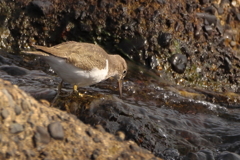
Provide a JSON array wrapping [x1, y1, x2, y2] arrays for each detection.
[[0, 79, 160, 159], [0, 0, 240, 159]]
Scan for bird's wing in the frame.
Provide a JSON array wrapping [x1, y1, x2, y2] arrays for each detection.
[[65, 43, 110, 70], [26, 41, 110, 71]]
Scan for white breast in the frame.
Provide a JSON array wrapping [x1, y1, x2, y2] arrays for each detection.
[[43, 56, 109, 87]]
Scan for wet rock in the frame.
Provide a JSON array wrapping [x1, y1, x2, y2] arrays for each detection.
[[48, 122, 64, 140], [162, 148, 180, 160], [10, 123, 24, 134], [216, 151, 240, 160], [29, 0, 53, 16], [0, 54, 11, 65], [158, 32, 172, 48], [34, 126, 51, 144], [0, 65, 28, 76], [183, 149, 214, 160], [1, 109, 9, 119], [169, 53, 187, 74]]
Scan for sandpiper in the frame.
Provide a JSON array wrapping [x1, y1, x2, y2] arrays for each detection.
[[25, 41, 127, 104]]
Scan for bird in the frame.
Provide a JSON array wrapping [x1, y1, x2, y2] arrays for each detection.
[[24, 41, 127, 105]]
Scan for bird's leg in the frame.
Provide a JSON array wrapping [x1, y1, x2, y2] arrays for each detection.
[[72, 85, 84, 97], [50, 80, 63, 107], [73, 84, 78, 94]]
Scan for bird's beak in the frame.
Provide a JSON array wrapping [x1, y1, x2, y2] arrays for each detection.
[[118, 78, 123, 98]]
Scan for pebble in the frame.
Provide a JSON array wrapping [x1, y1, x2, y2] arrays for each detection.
[[34, 126, 51, 144], [93, 136, 101, 143], [230, 41, 236, 47], [1, 109, 9, 119], [203, 25, 213, 34], [129, 144, 141, 152], [169, 53, 187, 74], [10, 123, 24, 134], [95, 125, 105, 133], [14, 105, 22, 115], [48, 122, 64, 140], [115, 131, 125, 141], [86, 128, 94, 137], [158, 32, 172, 48], [21, 100, 30, 111], [196, 13, 217, 26], [120, 152, 131, 159], [23, 149, 36, 158]]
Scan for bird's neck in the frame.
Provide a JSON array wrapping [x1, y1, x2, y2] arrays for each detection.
[[107, 55, 120, 79]]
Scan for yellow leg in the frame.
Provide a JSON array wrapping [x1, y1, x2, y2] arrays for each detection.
[[72, 85, 84, 97], [73, 84, 78, 93], [50, 80, 63, 107]]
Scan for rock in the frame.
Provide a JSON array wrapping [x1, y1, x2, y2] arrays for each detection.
[[1, 109, 9, 119], [48, 122, 64, 140], [29, 0, 53, 16], [158, 32, 172, 48], [34, 126, 51, 144], [14, 105, 22, 115], [183, 149, 214, 160], [169, 53, 187, 74], [196, 13, 217, 26], [216, 151, 240, 160], [203, 25, 213, 34], [10, 123, 24, 134], [0, 65, 28, 76]]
